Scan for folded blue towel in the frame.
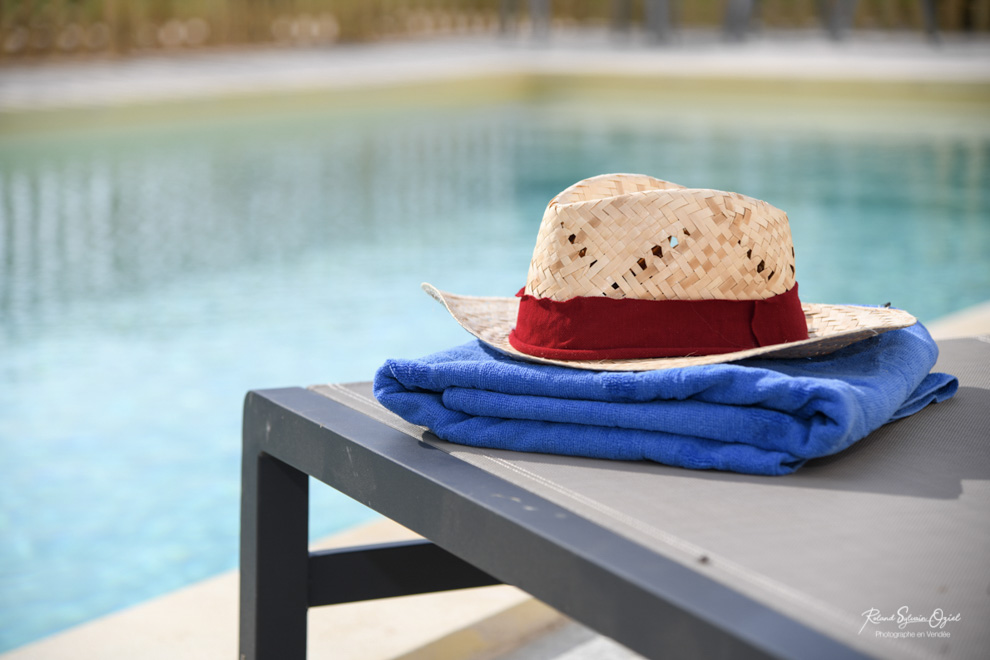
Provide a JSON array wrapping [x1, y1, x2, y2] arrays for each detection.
[[373, 323, 958, 475]]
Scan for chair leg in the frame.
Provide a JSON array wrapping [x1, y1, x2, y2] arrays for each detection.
[[529, 0, 551, 37], [240, 446, 309, 660], [819, 0, 858, 41], [919, 0, 939, 43], [724, 0, 755, 41], [817, 0, 838, 39], [611, 0, 633, 33], [500, 0, 519, 34], [645, 0, 673, 43]]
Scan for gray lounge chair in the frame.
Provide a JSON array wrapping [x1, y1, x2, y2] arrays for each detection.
[[240, 337, 988, 659]]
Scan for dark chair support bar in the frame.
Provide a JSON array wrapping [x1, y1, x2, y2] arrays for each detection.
[[308, 539, 502, 607]]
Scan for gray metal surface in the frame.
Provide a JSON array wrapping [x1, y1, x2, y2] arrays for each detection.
[[312, 337, 989, 660]]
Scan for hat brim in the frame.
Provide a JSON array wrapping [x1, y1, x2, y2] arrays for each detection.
[[423, 283, 917, 372]]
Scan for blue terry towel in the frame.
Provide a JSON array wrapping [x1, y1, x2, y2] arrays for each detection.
[[373, 323, 958, 475]]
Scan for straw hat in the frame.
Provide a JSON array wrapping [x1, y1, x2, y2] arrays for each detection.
[[425, 173, 915, 371]]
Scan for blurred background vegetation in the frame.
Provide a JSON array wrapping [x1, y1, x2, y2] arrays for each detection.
[[2, 0, 988, 60]]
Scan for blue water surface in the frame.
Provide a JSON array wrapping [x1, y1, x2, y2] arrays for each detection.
[[1, 96, 988, 651]]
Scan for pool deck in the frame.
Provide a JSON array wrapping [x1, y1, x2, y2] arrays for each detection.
[[2, 29, 990, 660], [0, 519, 569, 660], [1, 29, 989, 118]]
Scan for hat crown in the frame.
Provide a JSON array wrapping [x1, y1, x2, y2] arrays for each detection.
[[524, 173, 797, 302]]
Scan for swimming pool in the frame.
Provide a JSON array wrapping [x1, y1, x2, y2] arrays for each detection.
[[1, 87, 988, 651]]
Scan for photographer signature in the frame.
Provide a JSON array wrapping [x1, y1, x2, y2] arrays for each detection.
[[859, 607, 961, 634]]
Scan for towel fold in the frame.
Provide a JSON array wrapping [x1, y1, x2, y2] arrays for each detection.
[[373, 323, 958, 475]]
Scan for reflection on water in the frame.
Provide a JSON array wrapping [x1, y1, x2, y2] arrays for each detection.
[[0, 100, 988, 651], [0, 111, 523, 338], [3, 108, 988, 337]]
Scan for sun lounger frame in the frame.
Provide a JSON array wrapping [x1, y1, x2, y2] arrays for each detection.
[[239, 386, 872, 659]]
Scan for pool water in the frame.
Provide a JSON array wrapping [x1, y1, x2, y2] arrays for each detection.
[[1, 94, 988, 651]]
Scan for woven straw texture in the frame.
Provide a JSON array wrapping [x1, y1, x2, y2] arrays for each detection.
[[423, 285, 917, 372], [526, 174, 796, 302]]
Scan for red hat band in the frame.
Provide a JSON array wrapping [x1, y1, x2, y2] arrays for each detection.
[[508, 283, 809, 361]]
